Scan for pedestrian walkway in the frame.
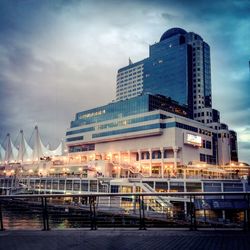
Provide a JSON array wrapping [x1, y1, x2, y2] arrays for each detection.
[[1, 229, 250, 250]]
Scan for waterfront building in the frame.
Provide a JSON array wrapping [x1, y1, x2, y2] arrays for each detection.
[[65, 28, 238, 170]]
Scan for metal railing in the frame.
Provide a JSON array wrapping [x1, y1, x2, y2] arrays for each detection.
[[0, 192, 250, 231]]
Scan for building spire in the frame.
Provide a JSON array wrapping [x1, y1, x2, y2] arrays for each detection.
[[129, 57, 133, 65]]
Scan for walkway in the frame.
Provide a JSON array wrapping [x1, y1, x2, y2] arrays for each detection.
[[1, 229, 250, 250]]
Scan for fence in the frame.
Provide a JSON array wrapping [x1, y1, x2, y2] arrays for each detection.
[[0, 192, 250, 231]]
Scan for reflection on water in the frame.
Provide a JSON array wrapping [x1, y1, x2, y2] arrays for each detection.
[[2, 206, 91, 230]]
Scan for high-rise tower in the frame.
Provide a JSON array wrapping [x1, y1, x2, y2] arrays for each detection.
[[116, 28, 212, 124]]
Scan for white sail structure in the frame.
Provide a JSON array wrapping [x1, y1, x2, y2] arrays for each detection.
[[4, 133, 18, 163], [17, 130, 33, 163], [0, 144, 5, 163], [1, 126, 64, 164], [32, 126, 49, 161], [50, 141, 65, 156]]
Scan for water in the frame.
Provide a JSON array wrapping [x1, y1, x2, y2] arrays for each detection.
[[2, 207, 93, 230], [1, 203, 142, 230]]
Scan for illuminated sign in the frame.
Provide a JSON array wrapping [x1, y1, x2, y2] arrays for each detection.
[[186, 133, 202, 146], [79, 110, 106, 119]]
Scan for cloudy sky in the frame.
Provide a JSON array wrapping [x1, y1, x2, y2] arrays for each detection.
[[0, 0, 249, 162]]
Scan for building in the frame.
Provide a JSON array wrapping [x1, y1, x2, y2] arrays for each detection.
[[65, 27, 238, 174], [116, 27, 212, 124]]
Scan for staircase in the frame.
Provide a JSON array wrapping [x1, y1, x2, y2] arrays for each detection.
[[137, 182, 173, 212]]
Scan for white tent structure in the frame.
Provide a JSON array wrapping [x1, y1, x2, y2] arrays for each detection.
[[32, 125, 65, 160], [1, 126, 65, 164], [0, 144, 6, 164], [4, 133, 18, 163], [17, 130, 33, 163]]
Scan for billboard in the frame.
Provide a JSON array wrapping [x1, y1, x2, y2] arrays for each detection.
[[185, 133, 202, 147]]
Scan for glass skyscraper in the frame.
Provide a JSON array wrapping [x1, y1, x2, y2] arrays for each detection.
[[116, 28, 212, 124]]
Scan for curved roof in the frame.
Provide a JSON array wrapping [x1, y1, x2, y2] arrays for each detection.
[[160, 28, 187, 42]]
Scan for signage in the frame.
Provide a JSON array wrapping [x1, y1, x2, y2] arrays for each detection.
[[194, 199, 249, 210], [186, 133, 202, 146]]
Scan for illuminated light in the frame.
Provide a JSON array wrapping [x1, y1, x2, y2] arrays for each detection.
[[186, 133, 202, 146], [50, 168, 55, 172], [78, 167, 83, 171], [239, 163, 243, 167], [10, 170, 15, 173], [20, 170, 23, 173], [3, 170, 6, 173], [28, 169, 33, 173], [230, 163, 235, 167], [27, 159, 31, 161], [202, 164, 206, 167]]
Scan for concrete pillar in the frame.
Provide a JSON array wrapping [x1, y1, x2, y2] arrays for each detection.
[[173, 146, 179, 169], [132, 184, 136, 213], [128, 151, 131, 164], [101, 153, 105, 161], [138, 150, 141, 171], [149, 149, 152, 177], [118, 152, 121, 165], [118, 151, 121, 178], [161, 148, 164, 178], [221, 182, 226, 221], [183, 180, 187, 217]]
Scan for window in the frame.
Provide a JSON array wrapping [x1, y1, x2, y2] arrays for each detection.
[[200, 154, 206, 162]]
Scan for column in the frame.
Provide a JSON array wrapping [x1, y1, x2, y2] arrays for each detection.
[[221, 182, 226, 221], [118, 151, 121, 178], [161, 148, 164, 178], [184, 180, 187, 218], [173, 146, 179, 169], [138, 150, 141, 172], [128, 151, 131, 164], [101, 153, 105, 161], [118, 152, 121, 165], [149, 149, 152, 177]]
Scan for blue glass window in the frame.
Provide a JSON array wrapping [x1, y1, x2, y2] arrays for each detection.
[[66, 136, 83, 142]]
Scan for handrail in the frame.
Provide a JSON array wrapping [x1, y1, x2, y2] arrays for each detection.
[[0, 191, 249, 199]]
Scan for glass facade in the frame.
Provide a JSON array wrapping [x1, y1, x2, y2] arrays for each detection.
[[71, 95, 150, 128], [203, 42, 212, 107], [68, 94, 188, 131], [92, 123, 165, 138], [143, 36, 190, 106], [116, 27, 213, 122]]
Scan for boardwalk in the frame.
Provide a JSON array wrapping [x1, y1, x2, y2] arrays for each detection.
[[1, 229, 250, 250]]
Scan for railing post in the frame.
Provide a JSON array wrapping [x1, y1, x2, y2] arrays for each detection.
[[0, 201, 4, 231], [41, 197, 50, 231], [248, 194, 250, 231], [193, 195, 197, 231], [139, 195, 146, 230], [45, 197, 50, 230], [189, 195, 193, 230], [243, 193, 249, 231], [89, 196, 97, 230]]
